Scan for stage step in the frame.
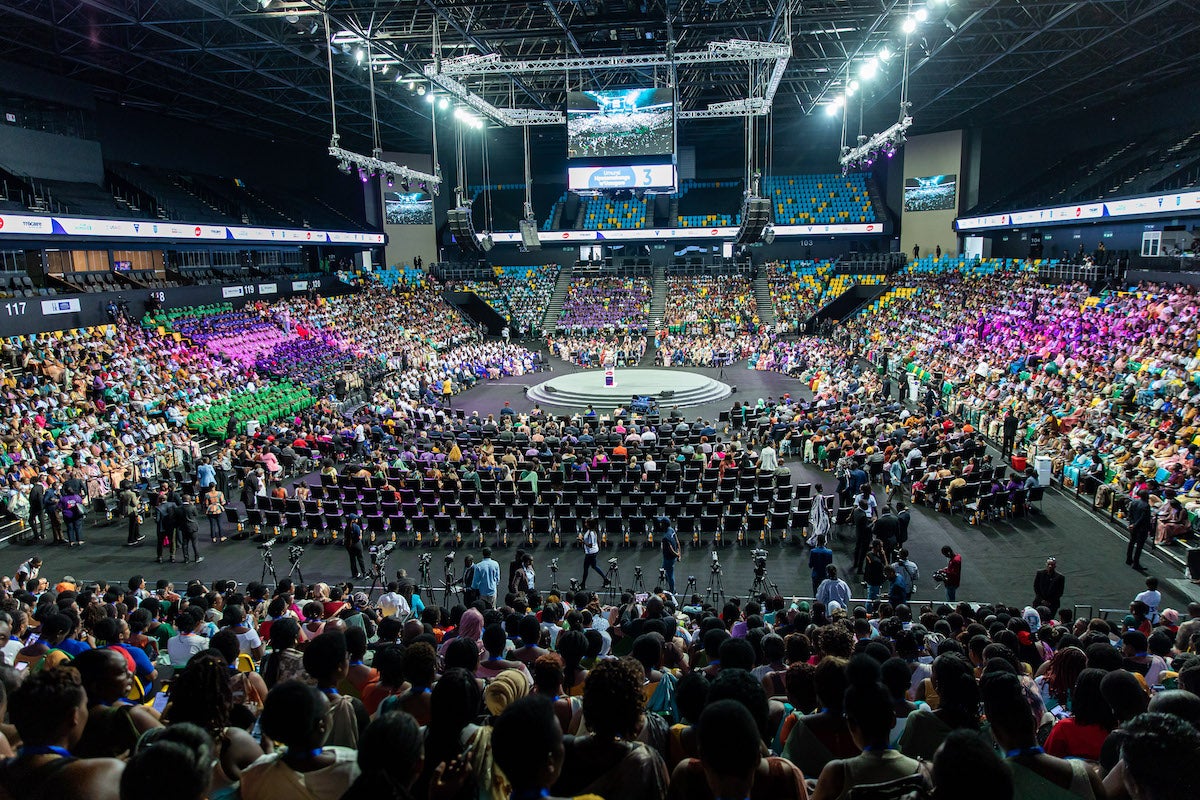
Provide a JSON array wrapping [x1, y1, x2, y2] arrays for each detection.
[[526, 367, 732, 409]]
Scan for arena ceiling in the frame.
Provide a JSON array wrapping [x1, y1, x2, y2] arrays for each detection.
[[1, 0, 1198, 153]]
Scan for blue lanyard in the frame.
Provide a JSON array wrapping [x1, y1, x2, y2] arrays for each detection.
[[18, 746, 71, 758], [320, 687, 339, 696], [862, 745, 896, 752], [1006, 746, 1044, 758]]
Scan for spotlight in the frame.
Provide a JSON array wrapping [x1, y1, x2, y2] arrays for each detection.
[[878, 46, 892, 62], [903, 17, 917, 33], [354, 48, 364, 64], [425, 92, 436, 104], [394, 74, 402, 83], [401, 179, 410, 192], [407, 80, 416, 90], [915, 7, 929, 22], [438, 97, 449, 110], [358, 167, 368, 183], [337, 159, 351, 175], [417, 85, 426, 95], [386, 173, 394, 188], [380, 65, 388, 75], [860, 58, 878, 80], [453, 107, 465, 120], [825, 103, 839, 116]]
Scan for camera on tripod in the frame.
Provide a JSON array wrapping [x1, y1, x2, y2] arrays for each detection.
[[633, 566, 643, 579], [608, 557, 619, 567], [287, 545, 305, 564], [752, 548, 769, 568], [710, 551, 722, 574], [418, 553, 432, 567], [370, 541, 396, 563], [548, 558, 559, 571], [445, 551, 457, 566]]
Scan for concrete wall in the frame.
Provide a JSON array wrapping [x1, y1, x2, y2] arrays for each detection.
[[381, 151, 437, 269], [899, 129, 964, 258]]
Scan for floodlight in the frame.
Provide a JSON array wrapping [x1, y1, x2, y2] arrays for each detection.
[[878, 46, 892, 62], [915, 8, 929, 22], [903, 18, 917, 34], [860, 58, 878, 80]]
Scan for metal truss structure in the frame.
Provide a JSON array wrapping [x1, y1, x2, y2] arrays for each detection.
[[0, 1, 1197, 152], [421, 39, 792, 125]]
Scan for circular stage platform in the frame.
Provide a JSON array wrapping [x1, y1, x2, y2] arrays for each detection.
[[526, 368, 732, 409]]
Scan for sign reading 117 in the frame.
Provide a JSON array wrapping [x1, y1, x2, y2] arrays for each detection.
[[3, 302, 26, 316]]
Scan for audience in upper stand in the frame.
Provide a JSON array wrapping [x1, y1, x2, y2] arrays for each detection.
[[767, 262, 826, 334], [496, 265, 558, 335], [660, 274, 759, 336], [556, 276, 652, 334]]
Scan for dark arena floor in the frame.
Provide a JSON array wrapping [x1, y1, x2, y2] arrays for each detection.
[[10, 351, 1196, 613]]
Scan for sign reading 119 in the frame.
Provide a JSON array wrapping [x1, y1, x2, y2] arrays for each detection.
[[3, 302, 26, 316]]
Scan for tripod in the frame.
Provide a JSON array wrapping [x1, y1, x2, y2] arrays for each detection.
[[286, 547, 306, 585], [548, 561, 561, 596], [440, 565, 462, 606], [706, 564, 725, 599], [417, 558, 434, 599], [632, 567, 647, 594], [748, 568, 779, 601], [684, 575, 697, 598], [365, 559, 388, 600], [602, 561, 622, 602], [259, 549, 277, 584]]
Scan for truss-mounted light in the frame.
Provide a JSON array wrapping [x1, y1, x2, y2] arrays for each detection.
[[840, 116, 912, 172], [328, 140, 441, 194]]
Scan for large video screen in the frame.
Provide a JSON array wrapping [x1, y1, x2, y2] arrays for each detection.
[[384, 191, 434, 225], [904, 174, 957, 213], [567, 88, 675, 159], [568, 163, 676, 191]]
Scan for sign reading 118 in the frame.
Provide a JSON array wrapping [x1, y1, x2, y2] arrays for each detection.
[[3, 302, 26, 316]]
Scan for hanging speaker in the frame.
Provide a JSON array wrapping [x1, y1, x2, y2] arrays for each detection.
[[763, 227, 776, 245], [734, 196, 772, 245], [447, 206, 482, 253], [518, 218, 541, 251], [480, 234, 494, 253]]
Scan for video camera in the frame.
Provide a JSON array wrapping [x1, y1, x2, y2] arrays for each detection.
[[369, 541, 396, 564], [418, 552, 432, 567], [752, 548, 769, 575], [548, 558, 560, 572], [608, 557, 619, 567], [287, 544, 305, 564], [445, 551, 457, 566], [633, 565, 643, 579], [710, 551, 722, 574]]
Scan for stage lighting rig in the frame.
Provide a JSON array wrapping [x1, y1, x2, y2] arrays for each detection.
[[327, 135, 441, 194], [840, 109, 912, 173]]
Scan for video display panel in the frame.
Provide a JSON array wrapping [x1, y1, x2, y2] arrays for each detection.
[[384, 191, 434, 225], [568, 163, 676, 191], [567, 88, 675, 159], [903, 174, 957, 212]]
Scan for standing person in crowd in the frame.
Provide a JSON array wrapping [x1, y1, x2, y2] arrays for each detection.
[[472, 547, 501, 607], [119, 481, 143, 547], [936, 546, 962, 602], [60, 485, 86, 548], [580, 518, 608, 589], [345, 514, 366, 579], [1126, 489, 1152, 570], [661, 519, 680, 594], [808, 536, 833, 596], [177, 494, 203, 564], [816, 565, 851, 610], [204, 482, 226, 543], [1033, 557, 1065, 616]]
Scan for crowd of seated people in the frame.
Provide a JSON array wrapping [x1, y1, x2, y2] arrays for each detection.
[[556, 276, 652, 334], [655, 333, 761, 368], [495, 265, 558, 335], [768, 262, 829, 334], [548, 335, 647, 368], [1, 542, 1199, 800], [660, 274, 760, 336], [840, 268, 1200, 540]]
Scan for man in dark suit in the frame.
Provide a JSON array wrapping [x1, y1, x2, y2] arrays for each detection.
[[1126, 489, 1152, 570], [873, 505, 900, 553], [177, 494, 203, 564], [1033, 557, 1065, 615], [896, 502, 911, 546], [852, 500, 873, 575], [1002, 411, 1020, 460]]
